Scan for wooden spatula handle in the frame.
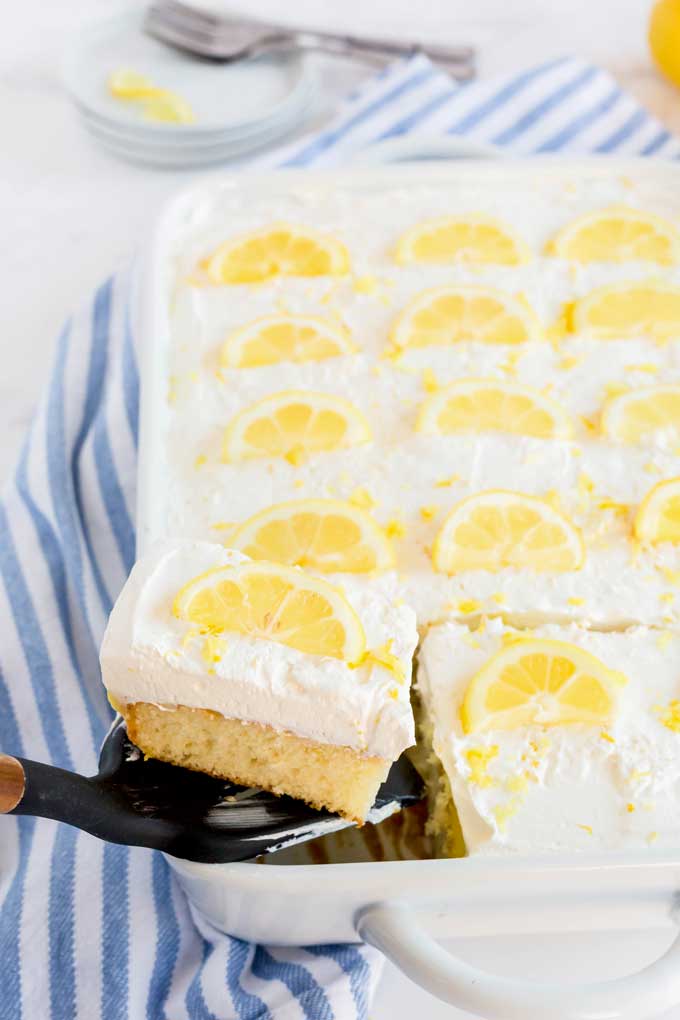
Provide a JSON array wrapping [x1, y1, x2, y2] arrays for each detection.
[[0, 754, 25, 813]]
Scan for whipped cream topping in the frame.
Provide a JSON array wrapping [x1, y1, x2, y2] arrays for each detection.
[[418, 618, 680, 854], [143, 168, 680, 629], [157, 423, 680, 628], [100, 540, 417, 760]]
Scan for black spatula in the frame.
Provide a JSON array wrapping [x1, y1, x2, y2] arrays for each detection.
[[0, 717, 424, 863]]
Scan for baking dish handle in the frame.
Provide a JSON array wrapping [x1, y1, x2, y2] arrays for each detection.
[[358, 901, 680, 1020]]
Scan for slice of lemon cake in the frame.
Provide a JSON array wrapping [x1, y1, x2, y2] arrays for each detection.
[[418, 617, 680, 855], [100, 540, 417, 823]]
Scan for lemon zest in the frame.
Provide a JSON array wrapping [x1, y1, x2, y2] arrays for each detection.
[[349, 487, 376, 510], [464, 746, 499, 787]]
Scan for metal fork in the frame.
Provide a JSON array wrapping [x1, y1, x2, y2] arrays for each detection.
[[144, 0, 476, 80]]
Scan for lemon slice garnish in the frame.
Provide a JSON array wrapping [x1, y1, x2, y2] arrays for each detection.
[[108, 69, 195, 122], [571, 279, 680, 340], [108, 68, 162, 98], [173, 560, 366, 664], [395, 215, 530, 266], [417, 379, 573, 439], [461, 637, 627, 733], [390, 286, 539, 349], [142, 92, 195, 124], [221, 315, 355, 368], [548, 207, 680, 264], [601, 385, 680, 444], [433, 490, 584, 574], [205, 225, 350, 285], [221, 391, 372, 463], [634, 477, 680, 545], [230, 499, 395, 573]]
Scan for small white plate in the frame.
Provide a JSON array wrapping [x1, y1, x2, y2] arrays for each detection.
[[80, 98, 309, 168], [62, 8, 313, 138], [73, 70, 313, 149]]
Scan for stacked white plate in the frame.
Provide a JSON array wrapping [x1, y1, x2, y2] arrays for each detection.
[[62, 10, 314, 169]]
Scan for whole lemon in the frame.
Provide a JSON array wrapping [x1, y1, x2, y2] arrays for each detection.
[[650, 0, 680, 88]]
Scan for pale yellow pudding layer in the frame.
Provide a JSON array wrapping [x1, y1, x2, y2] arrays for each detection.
[[418, 618, 680, 855], [123, 702, 389, 823]]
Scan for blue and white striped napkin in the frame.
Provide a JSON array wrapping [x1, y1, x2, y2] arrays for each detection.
[[1, 53, 677, 1020]]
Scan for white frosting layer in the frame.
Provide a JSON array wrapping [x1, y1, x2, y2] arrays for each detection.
[[100, 540, 417, 760], [418, 618, 680, 854], [146, 169, 680, 629], [158, 423, 680, 628]]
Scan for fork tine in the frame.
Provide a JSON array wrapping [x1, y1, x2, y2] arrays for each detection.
[[151, 0, 274, 35], [144, 13, 230, 60], [155, 0, 223, 30]]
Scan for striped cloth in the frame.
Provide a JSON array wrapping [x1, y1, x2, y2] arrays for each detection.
[[0, 53, 677, 1020]]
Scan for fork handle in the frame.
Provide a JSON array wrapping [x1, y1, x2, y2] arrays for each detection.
[[292, 29, 475, 73]]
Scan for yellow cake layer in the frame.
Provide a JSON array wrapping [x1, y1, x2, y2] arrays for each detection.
[[123, 701, 390, 824]]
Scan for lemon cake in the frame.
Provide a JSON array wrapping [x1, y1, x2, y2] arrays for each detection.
[[100, 540, 417, 823], [117, 165, 680, 844], [418, 618, 680, 854]]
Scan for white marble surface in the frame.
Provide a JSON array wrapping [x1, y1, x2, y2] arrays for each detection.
[[4, 1, 680, 1016]]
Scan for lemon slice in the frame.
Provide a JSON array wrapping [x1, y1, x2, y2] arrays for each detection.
[[222, 391, 372, 463], [391, 286, 539, 349], [230, 499, 395, 573], [634, 477, 680, 544], [602, 385, 680, 444], [395, 215, 530, 266], [417, 379, 573, 439], [571, 280, 680, 340], [433, 490, 584, 574], [461, 638, 627, 733], [108, 68, 162, 98], [173, 560, 366, 663], [142, 92, 195, 124], [548, 207, 680, 264], [221, 315, 355, 368], [206, 225, 350, 284]]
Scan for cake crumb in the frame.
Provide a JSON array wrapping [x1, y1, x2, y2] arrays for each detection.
[[435, 474, 460, 488], [350, 486, 376, 510], [384, 517, 406, 539], [419, 504, 440, 521], [655, 700, 680, 732], [422, 368, 439, 392], [624, 363, 658, 374]]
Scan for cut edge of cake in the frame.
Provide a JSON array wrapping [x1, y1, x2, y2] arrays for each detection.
[[121, 701, 391, 824]]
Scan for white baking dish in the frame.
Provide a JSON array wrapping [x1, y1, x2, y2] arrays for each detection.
[[137, 156, 680, 1019]]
